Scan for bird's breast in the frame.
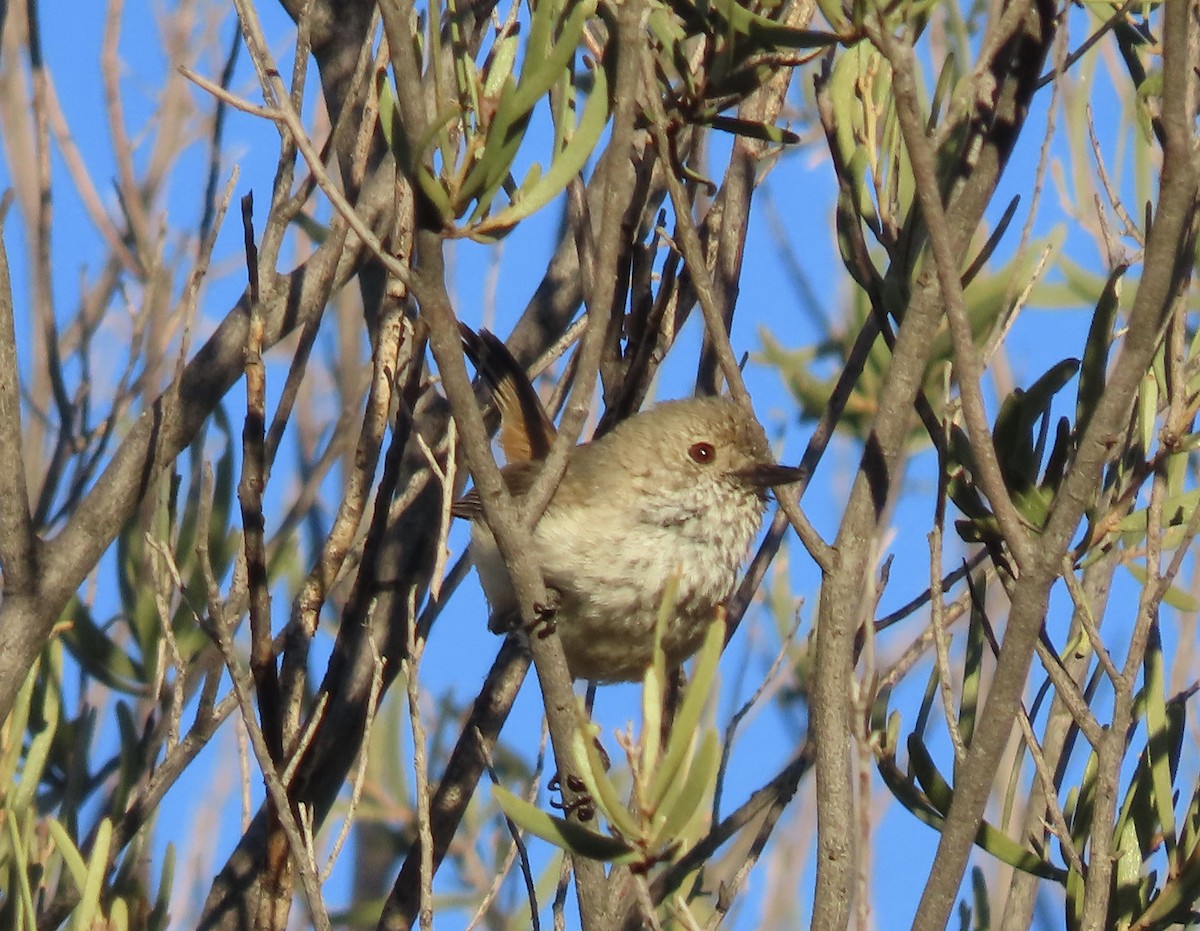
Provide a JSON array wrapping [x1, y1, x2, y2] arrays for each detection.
[[468, 485, 766, 681]]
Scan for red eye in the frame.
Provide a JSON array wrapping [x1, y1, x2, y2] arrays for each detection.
[[688, 442, 716, 464]]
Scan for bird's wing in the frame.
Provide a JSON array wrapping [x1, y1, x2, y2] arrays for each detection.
[[451, 461, 544, 521]]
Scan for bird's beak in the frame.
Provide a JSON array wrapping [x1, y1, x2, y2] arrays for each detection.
[[737, 463, 805, 488]]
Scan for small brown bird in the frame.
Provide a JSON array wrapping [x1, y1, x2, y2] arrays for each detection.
[[454, 327, 799, 682]]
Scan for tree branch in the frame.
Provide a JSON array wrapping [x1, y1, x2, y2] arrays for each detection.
[[0, 195, 37, 598], [0, 163, 389, 724], [913, 0, 1199, 923], [810, 3, 1057, 925]]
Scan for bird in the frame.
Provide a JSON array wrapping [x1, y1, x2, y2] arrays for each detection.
[[453, 326, 799, 682]]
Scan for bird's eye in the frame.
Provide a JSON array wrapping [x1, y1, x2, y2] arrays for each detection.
[[688, 442, 716, 464]]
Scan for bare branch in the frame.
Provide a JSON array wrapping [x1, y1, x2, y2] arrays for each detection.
[[0, 195, 36, 596]]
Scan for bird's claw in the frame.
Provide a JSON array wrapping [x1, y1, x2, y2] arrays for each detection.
[[530, 588, 560, 638], [549, 772, 595, 822]]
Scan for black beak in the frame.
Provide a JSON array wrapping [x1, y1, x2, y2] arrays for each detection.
[[737, 463, 805, 488]]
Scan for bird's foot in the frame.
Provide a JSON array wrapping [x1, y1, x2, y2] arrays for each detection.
[[530, 587, 560, 639], [548, 772, 595, 823]]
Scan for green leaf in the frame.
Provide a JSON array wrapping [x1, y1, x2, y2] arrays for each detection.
[[964, 866, 990, 931], [927, 52, 957, 130], [958, 579, 985, 748], [1111, 817, 1147, 925], [1113, 694, 1184, 869], [378, 76, 457, 223], [12, 643, 62, 815], [1138, 370, 1158, 453], [492, 784, 637, 863], [1076, 264, 1127, 436], [1134, 843, 1200, 927], [148, 842, 175, 931], [460, 0, 598, 220], [5, 809, 38, 925], [376, 75, 398, 148], [1117, 489, 1200, 535], [1124, 563, 1200, 612], [482, 25, 521, 99], [61, 599, 146, 695], [1069, 747, 1099, 853], [641, 575, 680, 793], [0, 654, 39, 790], [813, 0, 849, 31], [992, 359, 1080, 510], [1042, 417, 1073, 495], [683, 0, 841, 48], [47, 818, 89, 893], [469, 55, 609, 238], [1143, 625, 1178, 860], [1065, 858, 1085, 931], [572, 725, 641, 840], [72, 818, 113, 931], [913, 663, 939, 744], [654, 729, 719, 846], [108, 898, 130, 931], [650, 615, 723, 809], [908, 737, 1064, 880], [708, 115, 800, 144]]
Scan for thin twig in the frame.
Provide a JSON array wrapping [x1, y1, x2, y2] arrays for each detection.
[[380, 639, 533, 929], [1059, 557, 1123, 684], [638, 51, 749, 408], [209, 621, 334, 931], [475, 746, 543, 931], [1085, 102, 1145, 250], [406, 583, 436, 931], [712, 609, 803, 823], [322, 635, 385, 882], [237, 194, 283, 766], [179, 66, 275, 118], [280, 308, 410, 742], [40, 75, 140, 275], [143, 534, 189, 755], [199, 21, 242, 244], [870, 20, 1033, 572], [928, 526, 966, 764], [643, 743, 814, 913]]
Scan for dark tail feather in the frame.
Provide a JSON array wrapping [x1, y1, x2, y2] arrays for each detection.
[[459, 323, 557, 462]]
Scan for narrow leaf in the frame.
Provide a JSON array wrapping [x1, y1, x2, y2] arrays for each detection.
[[492, 784, 637, 862]]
